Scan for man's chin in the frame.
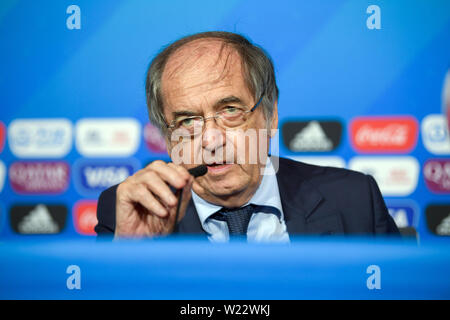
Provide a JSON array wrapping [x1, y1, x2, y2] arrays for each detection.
[[202, 174, 249, 198]]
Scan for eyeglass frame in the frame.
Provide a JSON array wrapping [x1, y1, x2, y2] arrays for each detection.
[[165, 94, 265, 134]]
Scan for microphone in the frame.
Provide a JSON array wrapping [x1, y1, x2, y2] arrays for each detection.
[[188, 164, 207, 178], [172, 165, 207, 232]]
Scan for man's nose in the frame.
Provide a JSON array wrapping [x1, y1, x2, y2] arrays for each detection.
[[201, 119, 225, 152]]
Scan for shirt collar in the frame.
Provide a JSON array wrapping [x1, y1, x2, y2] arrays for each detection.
[[191, 157, 284, 225]]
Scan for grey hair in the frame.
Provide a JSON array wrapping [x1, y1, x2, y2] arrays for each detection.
[[145, 31, 279, 135]]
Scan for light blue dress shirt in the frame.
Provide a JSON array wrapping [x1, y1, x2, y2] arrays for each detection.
[[191, 157, 290, 243]]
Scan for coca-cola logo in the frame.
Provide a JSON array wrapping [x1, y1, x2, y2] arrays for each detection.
[[350, 117, 418, 153], [9, 161, 70, 194], [424, 159, 450, 193]]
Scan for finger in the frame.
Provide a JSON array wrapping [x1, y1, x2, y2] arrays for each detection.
[[128, 184, 169, 218], [151, 161, 189, 189], [167, 162, 191, 181], [140, 171, 178, 208]]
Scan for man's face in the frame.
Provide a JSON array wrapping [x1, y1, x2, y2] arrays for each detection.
[[161, 39, 277, 207]]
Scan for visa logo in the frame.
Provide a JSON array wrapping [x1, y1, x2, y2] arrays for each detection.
[[74, 159, 139, 195], [82, 165, 133, 189], [388, 205, 418, 228]]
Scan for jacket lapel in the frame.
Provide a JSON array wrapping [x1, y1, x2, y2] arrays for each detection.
[[276, 160, 324, 234], [175, 199, 206, 236], [276, 157, 345, 235]]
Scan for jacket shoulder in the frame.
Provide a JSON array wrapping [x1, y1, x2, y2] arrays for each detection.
[[94, 184, 118, 235], [277, 157, 399, 235]]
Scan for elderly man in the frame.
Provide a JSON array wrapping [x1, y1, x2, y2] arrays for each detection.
[[95, 31, 399, 241]]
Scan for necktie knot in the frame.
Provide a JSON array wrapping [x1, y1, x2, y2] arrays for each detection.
[[210, 204, 256, 236]]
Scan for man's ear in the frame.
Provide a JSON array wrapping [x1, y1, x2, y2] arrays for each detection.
[[269, 100, 278, 137]]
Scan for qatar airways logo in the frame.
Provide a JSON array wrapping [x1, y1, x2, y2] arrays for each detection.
[[350, 116, 418, 153], [423, 159, 450, 193], [9, 161, 70, 194]]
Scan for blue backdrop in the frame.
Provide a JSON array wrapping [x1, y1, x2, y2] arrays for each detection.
[[1, 0, 450, 243]]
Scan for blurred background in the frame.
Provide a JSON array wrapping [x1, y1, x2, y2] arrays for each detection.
[[1, 0, 449, 243]]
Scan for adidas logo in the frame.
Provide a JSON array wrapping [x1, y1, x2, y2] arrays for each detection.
[[437, 214, 450, 236], [289, 121, 333, 151], [18, 205, 60, 234]]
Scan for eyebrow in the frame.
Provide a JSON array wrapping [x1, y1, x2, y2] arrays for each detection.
[[213, 95, 245, 108], [171, 95, 246, 119], [171, 110, 200, 119]]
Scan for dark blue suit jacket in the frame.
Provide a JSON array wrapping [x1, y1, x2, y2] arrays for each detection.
[[95, 157, 400, 236]]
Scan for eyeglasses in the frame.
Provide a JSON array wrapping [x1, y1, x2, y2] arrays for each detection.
[[166, 95, 264, 137]]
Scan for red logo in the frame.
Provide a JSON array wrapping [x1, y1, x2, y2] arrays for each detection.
[[423, 159, 450, 193], [144, 123, 167, 153], [350, 116, 418, 153], [0, 121, 5, 153], [73, 200, 98, 235], [9, 161, 70, 194]]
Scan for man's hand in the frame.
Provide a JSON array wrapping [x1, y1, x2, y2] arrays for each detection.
[[114, 160, 194, 238]]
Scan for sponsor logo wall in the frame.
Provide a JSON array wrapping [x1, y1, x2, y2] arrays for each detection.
[[281, 114, 450, 240], [0, 113, 449, 240], [0, 118, 152, 238], [0, 2, 449, 244]]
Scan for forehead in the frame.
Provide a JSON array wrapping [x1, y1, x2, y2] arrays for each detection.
[[161, 39, 251, 110]]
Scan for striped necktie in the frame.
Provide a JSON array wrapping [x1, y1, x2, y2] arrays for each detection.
[[210, 204, 256, 236]]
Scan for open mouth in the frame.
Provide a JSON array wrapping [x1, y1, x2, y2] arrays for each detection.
[[207, 163, 226, 167]]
